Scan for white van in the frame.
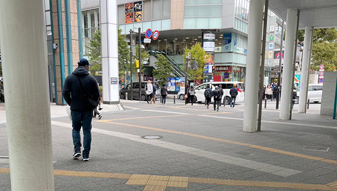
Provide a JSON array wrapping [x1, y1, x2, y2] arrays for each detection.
[[193, 82, 244, 105], [296, 84, 323, 103]]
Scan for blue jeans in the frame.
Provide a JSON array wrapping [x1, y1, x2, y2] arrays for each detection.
[[230, 97, 236, 107], [71, 111, 93, 156]]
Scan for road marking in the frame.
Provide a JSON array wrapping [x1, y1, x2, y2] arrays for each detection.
[[0, 168, 333, 190], [51, 121, 300, 177], [200, 115, 337, 129], [142, 110, 188, 115], [98, 120, 337, 165]]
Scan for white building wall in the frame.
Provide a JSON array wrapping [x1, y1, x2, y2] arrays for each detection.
[[320, 72, 337, 116]]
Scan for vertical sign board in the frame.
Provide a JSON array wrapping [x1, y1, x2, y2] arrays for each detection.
[[133, 1, 143, 22], [203, 33, 215, 74], [319, 64, 324, 84], [125, 3, 134, 24]]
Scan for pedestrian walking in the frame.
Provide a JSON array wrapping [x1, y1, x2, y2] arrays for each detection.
[[151, 82, 157, 104], [265, 85, 273, 101], [185, 84, 190, 105], [145, 80, 153, 104], [161, 84, 167, 104], [189, 86, 196, 105], [204, 85, 213, 109], [62, 58, 100, 162], [212, 86, 221, 111], [229, 84, 238, 108], [219, 86, 224, 106]]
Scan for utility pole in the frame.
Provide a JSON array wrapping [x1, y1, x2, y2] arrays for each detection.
[[257, 0, 268, 131], [276, 21, 284, 109], [185, 53, 191, 99], [130, 29, 133, 100], [138, 27, 142, 101]]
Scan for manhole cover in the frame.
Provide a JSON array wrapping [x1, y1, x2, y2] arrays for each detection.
[[141, 135, 162, 139], [303, 146, 329, 152]]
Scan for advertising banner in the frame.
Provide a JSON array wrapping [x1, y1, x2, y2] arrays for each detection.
[[274, 50, 284, 59], [222, 33, 232, 52], [203, 33, 215, 52], [204, 53, 214, 74], [125, 3, 134, 24], [133, 1, 142, 22]]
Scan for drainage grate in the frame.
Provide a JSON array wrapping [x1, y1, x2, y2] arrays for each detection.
[[303, 146, 329, 152], [141, 135, 162, 139]]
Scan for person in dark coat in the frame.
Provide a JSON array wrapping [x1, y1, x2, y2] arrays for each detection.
[[212, 86, 221, 111], [204, 85, 213, 109], [229, 84, 239, 108], [62, 58, 100, 162], [160, 84, 167, 104]]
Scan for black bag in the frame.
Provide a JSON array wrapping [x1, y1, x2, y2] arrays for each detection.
[[76, 76, 98, 110]]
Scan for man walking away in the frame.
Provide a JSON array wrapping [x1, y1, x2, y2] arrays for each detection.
[[189, 86, 196, 105], [213, 86, 221, 111], [146, 80, 153, 104], [219, 86, 224, 106], [204, 85, 213, 109], [229, 84, 238, 108], [161, 84, 167, 104], [62, 58, 100, 162]]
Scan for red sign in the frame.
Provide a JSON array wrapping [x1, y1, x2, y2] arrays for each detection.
[[320, 64, 325, 69], [145, 29, 152, 39], [152, 30, 159, 40]]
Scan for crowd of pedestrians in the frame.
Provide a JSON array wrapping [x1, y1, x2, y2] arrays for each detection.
[[262, 83, 279, 101]]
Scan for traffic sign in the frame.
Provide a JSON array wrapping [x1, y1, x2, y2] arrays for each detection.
[[145, 29, 152, 39], [320, 71, 324, 76], [320, 64, 325, 69], [144, 38, 151, 43], [152, 30, 159, 40], [224, 73, 229, 79], [319, 78, 324, 83]]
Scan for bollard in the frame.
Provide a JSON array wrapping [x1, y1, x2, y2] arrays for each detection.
[[174, 95, 175, 104], [126, 92, 128, 100], [307, 99, 310, 109], [264, 98, 267, 108]]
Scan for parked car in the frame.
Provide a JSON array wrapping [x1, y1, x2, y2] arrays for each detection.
[[177, 82, 244, 104], [120, 82, 160, 101], [296, 84, 323, 103]]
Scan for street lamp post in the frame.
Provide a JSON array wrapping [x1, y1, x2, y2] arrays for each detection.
[[130, 29, 133, 100], [138, 27, 142, 101]]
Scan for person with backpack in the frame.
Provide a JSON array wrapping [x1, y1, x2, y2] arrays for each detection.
[[188, 86, 196, 105], [145, 80, 153, 104], [229, 84, 239, 108], [160, 84, 167, 105], [212, 86, 221, 111], [204, 85, 213, 109]]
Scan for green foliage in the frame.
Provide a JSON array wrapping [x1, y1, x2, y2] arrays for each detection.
[[118, 29, 130, 78], [183, 43, 209, 81], [127, 45, 149, 75], [86, 29, 101, 75], [153, 54, 172, 86], [311, 28, 337, 71], [298, 29, 305, 42]]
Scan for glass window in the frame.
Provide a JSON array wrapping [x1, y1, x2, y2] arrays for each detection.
[[183, 18, 196, 29], [209, 18, 222, 28], [162, 19, 171, 30], [153, 0, 161, 20], [134, 83, 139, 89], [118, 5, 124, 24], [196, 18, 208, 29], [184, 6, 222, 17], [185, 0, 222, 5], [163, 0, 171, 19], [143, 1, 151, 21]]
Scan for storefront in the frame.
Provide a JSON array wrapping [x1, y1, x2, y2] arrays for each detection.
[[214, 66, 245, 82]]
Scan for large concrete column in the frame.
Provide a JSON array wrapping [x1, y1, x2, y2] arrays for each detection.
[[243, 0, 264, 132], [298, 27, 314, 113], [280, 9, 298, 120], [100, 0, 119, 104], [0, 0, 54, 190]]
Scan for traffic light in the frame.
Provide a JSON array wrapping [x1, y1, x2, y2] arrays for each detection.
[[212, 66, 215, 73]]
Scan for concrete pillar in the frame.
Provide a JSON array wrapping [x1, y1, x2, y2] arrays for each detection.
[[280, 9, 298, 120], [0, 0, 54, 190], [298, 27, 314, 113], [87, 11, 92, 38], [243, 0, 264, 132], [100, 0, 120, 104]]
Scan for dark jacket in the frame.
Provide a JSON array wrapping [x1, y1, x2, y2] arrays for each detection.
[[161, 87, 167, 96], [229, 87, 238, 98], [152, 85, 157, 95], [204, 88, 213, 98], [62, 66, 100, 112], [213, 89, 221, 100]]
